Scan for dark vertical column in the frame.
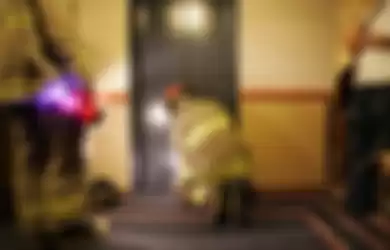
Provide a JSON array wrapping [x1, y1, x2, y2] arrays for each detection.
[[345, 85, 390, 217], [142, 0, 179, 194], [176, 0, 237, 115], [216, 0, 238, 117], [0, 106, 15, 223], [131, 0, 148, 193]]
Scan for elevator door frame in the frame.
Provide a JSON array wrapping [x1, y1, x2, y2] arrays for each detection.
[[130, 0, 239, 194]]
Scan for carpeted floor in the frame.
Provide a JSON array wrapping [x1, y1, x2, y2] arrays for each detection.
[[109, 221, 327, 250], [3, 195, 390, 250], [0, 222, 326, 250], [107, 196, 328, 250]]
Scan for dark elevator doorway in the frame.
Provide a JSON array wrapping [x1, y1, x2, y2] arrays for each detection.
[[131, 0, 238, 195]]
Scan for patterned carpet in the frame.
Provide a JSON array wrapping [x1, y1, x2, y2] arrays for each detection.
[[2, 195, 390, 250], [110, 225, 325, 250], [107, 196, 326, 250], [107, 195, 390, 250]]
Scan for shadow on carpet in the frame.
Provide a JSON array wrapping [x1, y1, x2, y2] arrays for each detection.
[[109, 220, 328, 250]]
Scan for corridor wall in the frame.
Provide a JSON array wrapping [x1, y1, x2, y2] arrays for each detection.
[[80, 0, 365, 192], [238, 0, 337, 190]]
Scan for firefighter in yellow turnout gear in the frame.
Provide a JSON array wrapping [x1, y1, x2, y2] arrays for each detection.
[[166, 84, 255, 227], [0, 0, 108, 237]]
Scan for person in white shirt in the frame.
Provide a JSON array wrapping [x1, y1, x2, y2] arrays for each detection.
[[344, 8, 390, 217]]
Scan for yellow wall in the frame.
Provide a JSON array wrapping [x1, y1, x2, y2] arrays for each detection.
[[239, 0, 337, 190], [76, 0, 130, 192], [86, 102, 131, 192], [238, 0, 383, 191], [240, 0, 339, 90], [77, 0, 126, 77], [240, 93, 328, 190]]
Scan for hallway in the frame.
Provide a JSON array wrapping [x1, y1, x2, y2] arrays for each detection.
[[1, 0, 389, 249]]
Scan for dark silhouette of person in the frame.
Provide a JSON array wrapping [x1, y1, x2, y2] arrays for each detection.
[[343, 23, 390, 218], [10, 0, 104, 234]]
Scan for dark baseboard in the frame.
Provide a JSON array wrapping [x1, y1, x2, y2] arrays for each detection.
[[259, 189, 329, 201], [119, 188, 330, 206]]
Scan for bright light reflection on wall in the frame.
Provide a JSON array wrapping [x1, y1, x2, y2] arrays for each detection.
[[96, 62, 128, 93], [371, 4, 390, 35], [146, 101, 170, 128], [95, 61, 128, 104], [166, 0, 214, 39]]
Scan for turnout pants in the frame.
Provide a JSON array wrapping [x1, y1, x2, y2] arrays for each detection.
[[19, 104, 85, 182], [0, 106, 17, 223], [14, 102, 87, 229], [214, 178, 255, 226], [345, 85, 390, 217]]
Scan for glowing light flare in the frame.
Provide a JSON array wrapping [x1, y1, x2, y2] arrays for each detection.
[[145, 101, 170, 128], [37, 80, 74, 111], [95, 61, 128, 105], [191, 185, 209, 206], [166, 0, 214, 40], [36, 75, 85, 116]]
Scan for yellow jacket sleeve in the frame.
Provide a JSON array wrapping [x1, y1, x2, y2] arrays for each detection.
[[36, 0, 93, 87]]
